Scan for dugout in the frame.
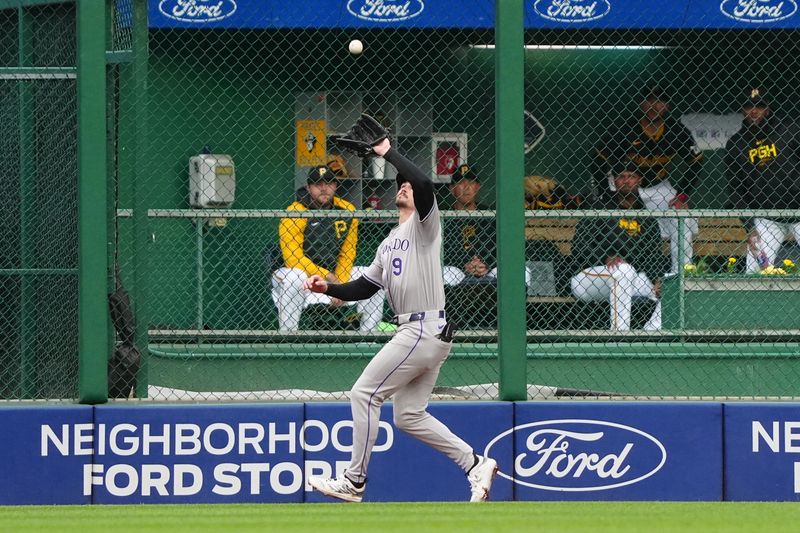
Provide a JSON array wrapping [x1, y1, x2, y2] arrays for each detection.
[[2, 1, 800, 401]]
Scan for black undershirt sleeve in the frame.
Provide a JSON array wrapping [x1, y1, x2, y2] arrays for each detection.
[[383, 147, 435, 220], [325, 276, 381, 301]]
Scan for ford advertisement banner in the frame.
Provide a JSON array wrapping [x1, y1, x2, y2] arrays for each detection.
[[89, 404, 305, 503], [148, 1, 800, 29], [0, 406, 93, 505], [724, 403, 800, 501], [17, 401, 800, 504], [510, 403, 722, 500]]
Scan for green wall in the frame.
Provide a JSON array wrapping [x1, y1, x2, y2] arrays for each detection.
[[123, 29, 800, 330]]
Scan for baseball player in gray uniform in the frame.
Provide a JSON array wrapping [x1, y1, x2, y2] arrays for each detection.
[[305, 115, 498, 503]]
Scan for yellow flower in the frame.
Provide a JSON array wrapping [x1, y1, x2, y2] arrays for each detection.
[[783, 259, 795, 268], [683, 264, 697, 273], [728, 257, 737, 264], [761, 266, 787, 275]]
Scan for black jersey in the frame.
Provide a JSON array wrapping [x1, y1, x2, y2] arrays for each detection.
[[593, 118, 703, 195], [571, 191, 668, 281], [442, 205, 496, 270], [725, 116, 800, 225]]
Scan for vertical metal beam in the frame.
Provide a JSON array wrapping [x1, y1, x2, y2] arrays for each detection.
[[106, 0, 118, 358], [18, 6, 36, 398], [495, 0, 527, 401], [196, 219, 204, 330], [131, 0, 150, 398], [677, 218, 686, 331], [77, 0, 108, 403]]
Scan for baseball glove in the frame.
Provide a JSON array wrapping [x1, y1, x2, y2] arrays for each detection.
[[330, 113, 388, 157]]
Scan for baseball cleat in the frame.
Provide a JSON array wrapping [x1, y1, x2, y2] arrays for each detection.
[[308, 476, 364, 503], [467, 455, 498, 502]]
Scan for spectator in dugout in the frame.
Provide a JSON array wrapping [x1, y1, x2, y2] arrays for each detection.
[[725, 87, 800, 272], [570, 162, 669, 331], [591, 85, 704, 275], [271, 165, 384, 332], [442, 164, 497, 285]]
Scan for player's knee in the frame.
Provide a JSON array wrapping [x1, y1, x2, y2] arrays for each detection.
[[350, 383, 382, 408], [274, 268, 305, 291], [393, 409, 424, 432], [611, 262, 635, 279]]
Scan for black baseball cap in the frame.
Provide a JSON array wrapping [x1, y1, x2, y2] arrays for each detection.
[[743, 87, 769, 108], [451, 164, 480, 183], [307, 165, 337, 184]]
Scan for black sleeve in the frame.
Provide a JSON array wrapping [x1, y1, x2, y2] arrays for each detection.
[[571, 219, 603, 271], [325, 276, 381, 301], [641, 222, 669, 281], [383, 147, 435, 220], [590, 136, 612, 200], [441, 219, 463, 267], [724, 136, 752, 230]]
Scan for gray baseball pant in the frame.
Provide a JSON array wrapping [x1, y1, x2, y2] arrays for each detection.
[[345, 313, 474, 484]]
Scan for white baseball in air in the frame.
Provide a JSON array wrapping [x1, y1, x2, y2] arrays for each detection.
[[348, 39, 363, 55]]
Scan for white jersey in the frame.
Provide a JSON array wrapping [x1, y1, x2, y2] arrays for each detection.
[[362, 201, 445, 315]]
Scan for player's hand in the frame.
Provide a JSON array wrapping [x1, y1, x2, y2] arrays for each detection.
[[329, 297, 345, 307], [473, 258, 489, 277], [653, 278, 662, 299], [605, 255, 625, 270], [372, 138, 391, 157], [668, 193, 689, 209], [465, 256, 488, 277], [303, 275, 328, 293]]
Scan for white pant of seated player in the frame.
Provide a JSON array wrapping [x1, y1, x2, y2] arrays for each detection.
[[609, 177, 696, 274], [271, 266, 384, 332], [443, 266, 540, 286], [746, 218, 800, 273], [570, 263, 661, 331]]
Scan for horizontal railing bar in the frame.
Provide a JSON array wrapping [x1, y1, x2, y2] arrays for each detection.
[[114, 208, 800, 220], [0, 268, 77, 275], [0, 0, 72, 8], [0, 67, 76, 79], [105, 50, 132, 64], [149, 328, 800, 339]]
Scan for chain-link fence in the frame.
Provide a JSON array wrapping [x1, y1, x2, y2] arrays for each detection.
[[1, 1, 79, 400], [128, 6, 500, 401], [3, 1, 800, 402], [522, 27, 800, 399]]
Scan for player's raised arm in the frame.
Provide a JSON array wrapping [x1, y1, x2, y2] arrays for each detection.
[[331, 113, 436, 220], [379, 144, 435, 221]]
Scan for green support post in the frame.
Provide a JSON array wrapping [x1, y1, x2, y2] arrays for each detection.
[[131, 0, 151, 398], [495, 0, 527, 401], [18, 6, 36, 398], [677, 217, 686, 331], [77, 0, 109, 403]]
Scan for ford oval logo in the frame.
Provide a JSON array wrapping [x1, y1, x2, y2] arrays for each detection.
[[347, 0, 425, 23], [720, 0, 798, 23], [484, 419, 666, 491], [159, 0, 237, 23], [534, 0, 611, 23]]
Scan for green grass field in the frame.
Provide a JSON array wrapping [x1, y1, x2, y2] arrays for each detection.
[[2, 502, 798, 533]]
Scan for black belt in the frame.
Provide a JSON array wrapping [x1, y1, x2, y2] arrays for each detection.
[[391, 310, 446, 325]]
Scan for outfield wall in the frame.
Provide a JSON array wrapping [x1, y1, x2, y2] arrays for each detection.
[[1, 402, 797, 504]]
